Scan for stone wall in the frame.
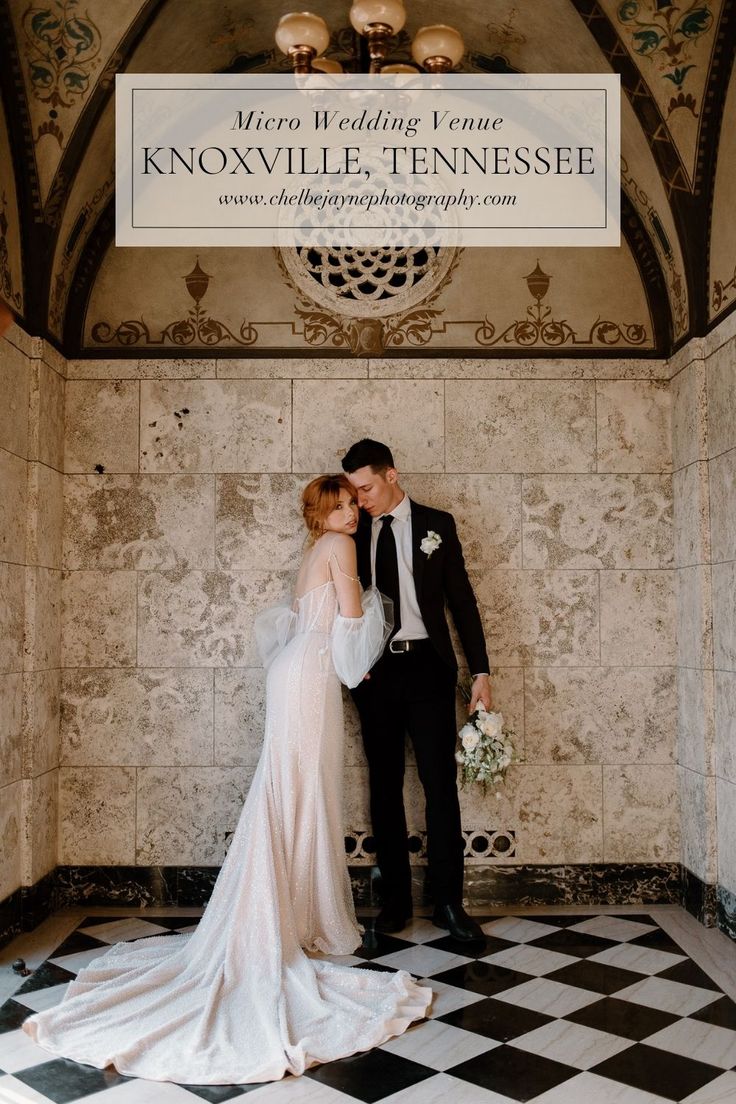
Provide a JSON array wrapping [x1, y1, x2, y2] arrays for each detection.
[[0, 324, 64, 928], [709, 316, 736, 934], [56, 354, 677, 875], [671, 310, 736, 934]]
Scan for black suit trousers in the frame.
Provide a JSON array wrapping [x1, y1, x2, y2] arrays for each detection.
[[351, 643, 465, 909]]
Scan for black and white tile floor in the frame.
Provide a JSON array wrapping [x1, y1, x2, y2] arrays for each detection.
[[2, 912, 736, 1104]]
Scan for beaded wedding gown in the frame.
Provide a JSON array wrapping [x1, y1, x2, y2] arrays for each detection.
[[23, 568, 432, 1084]]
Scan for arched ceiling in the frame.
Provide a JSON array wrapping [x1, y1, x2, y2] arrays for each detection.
[[0, 0, 734, 358]]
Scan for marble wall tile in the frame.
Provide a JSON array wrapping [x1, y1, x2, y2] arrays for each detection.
[[671, 360, 707, 471], [23, 567, 62, 670], [713, 560, 736, 671], [30, 360, 65, 471], [522, 474, 672, 569], [343, 691, 366, 768], [600, 569, 676, 666], [61, 570, 137, 667], [66, 358, 217, 380], [403, 474, 522, 569], [0, 338, 29, 457], [58, 767, 136, 864], [215, 474, 306, 571], [140, 380, 291, 474], [138, 568, 290, 667], [596, 381, 671, 473], [673, 462, 710, 567], [217, 358, 367, 379], [214, 668, 266, 766], [23, 770, 58, 883], [22, 669, 61, 777], [369, 358, 668, 381], [459, 764, 603, 864], [717, 776, 736, 895], [473, 569, 599, 667], [293, 380, 444, 473], [667, 339, 702, 380], [707, 340, 736, 459], [0, 673, 22, 787], [5, 325, 41, 359], [680, 767, 717, 883], [0, 449, 27, 563], [63, 474, 215, 570], [675, 565, 713, 670], [703, 309, 736, 359], [41, 339, 66, 378], [445, 380, 595, 473], [709, 446, 736, 564], [603, 765, 680, 862], [677, 665, 715, 776], [343, 763, 372, 829], [136, 766, 254, 864], [137, 359, 216, 380], [0, 562, 25, 672], [525, 667, 676, 764], [61, 668, 213, 766], [715, 670, 736, 785], [64, 380, 139, 474], [0, 780, 21, 900], [26, 463, 64, 570]]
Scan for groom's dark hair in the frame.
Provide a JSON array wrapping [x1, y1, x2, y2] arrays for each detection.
[[341, 438, 395, 474]]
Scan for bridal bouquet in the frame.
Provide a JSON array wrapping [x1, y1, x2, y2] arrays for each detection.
[[456, 683, 520, 797]]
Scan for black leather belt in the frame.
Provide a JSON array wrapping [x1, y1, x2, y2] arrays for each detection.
[[388, 638, 431, 654]]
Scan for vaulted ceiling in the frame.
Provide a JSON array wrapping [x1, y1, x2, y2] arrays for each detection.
[[0, 0, 734, 358]]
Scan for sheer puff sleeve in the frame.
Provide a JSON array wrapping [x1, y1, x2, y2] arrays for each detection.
[[254, 604, 297, 670], [331, 587, 393, 689]]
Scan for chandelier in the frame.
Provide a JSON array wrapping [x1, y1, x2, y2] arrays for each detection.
[[274, 1, 464, 74]]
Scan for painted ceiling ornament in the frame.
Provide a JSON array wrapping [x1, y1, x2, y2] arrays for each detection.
[[475, 260, 648, 348], [712, 264, 736, 314], [0, 193, 23, 312], [620, 155, 688, 338], [277, 244, 459, 355], [616, 0, 714, 116], [90, 257, 258, 348], [22, 0, 102, 147]]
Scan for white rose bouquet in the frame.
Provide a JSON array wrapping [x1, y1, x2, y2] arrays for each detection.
[[456, 681, 520, 797]]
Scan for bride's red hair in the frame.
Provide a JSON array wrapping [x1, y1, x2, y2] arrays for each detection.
[[301, 474, 355, 542]]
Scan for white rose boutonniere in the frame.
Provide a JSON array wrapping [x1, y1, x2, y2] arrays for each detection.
[[420, 530, 441, 557]]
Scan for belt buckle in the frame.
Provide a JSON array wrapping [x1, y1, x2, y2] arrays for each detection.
[[389, 639, 408, 654]]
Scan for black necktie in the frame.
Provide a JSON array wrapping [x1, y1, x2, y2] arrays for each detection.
[[375, 515, 401, 636]]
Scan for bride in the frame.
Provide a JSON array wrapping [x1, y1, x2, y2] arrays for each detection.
[[22, 474, 432, 1084]]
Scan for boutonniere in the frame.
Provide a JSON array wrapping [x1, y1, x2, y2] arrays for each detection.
[[420, 530, 441, 557]]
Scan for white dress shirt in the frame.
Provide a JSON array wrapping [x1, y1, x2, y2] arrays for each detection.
[[370, 494, 428, 641]]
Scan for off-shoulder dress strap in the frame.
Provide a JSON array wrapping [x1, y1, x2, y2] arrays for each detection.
[[327, 535, 360, 583]]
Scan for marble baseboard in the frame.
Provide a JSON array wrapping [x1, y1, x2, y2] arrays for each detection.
[[0, 871, 57, 950], [4, 863, 735, 948], [681, 864, 718, 927], [717, 884, 736, 941]]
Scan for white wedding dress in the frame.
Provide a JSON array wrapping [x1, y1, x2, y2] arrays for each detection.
[[23, 569, 432, 1084]]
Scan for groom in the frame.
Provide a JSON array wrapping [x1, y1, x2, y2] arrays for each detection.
[[342, 438, 492, 942]]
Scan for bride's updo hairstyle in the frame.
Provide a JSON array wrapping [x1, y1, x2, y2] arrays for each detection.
[[301, 474, 355, 542]]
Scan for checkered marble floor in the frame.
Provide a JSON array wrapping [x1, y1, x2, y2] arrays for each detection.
[[2, 912, 736, 1104]]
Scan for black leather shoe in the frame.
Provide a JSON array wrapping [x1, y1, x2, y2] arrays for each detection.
[[433, 903, 484, 942], [374, 905, 412, 934]]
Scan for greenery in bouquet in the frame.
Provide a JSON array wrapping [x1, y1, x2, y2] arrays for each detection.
[[456, 679, 521, 796]]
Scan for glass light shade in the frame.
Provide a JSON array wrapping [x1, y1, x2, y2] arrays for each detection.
[[275, 11, 330, 55], [380, 63, 418, 73], [411, 24, 464, 66], [311, 56, 344, 73], [349, 0, 406, 35]]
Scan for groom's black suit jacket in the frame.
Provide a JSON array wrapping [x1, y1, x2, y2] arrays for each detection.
[[355, 498, 489, 675]]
